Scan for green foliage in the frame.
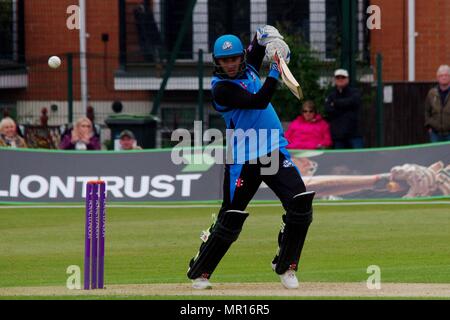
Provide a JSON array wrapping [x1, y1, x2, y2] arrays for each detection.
[[271, 34, 332, 121]]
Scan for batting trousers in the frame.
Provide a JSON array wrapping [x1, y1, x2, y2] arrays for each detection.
[[220, 149, 307, 212]]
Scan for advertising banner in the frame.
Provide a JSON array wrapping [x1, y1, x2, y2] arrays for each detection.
[[0, 142, 448, 203]]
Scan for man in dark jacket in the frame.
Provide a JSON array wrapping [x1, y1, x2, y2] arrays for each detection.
[[424, 65, 450, 142], [325, 69, 363, 149]]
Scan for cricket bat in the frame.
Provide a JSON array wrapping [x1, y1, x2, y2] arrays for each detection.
[[274, 51, 304, 100]]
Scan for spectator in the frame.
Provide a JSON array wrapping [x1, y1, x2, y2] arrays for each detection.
[[0, 117, 27, 148], [425, 64, 450, 142], [60, 106, 100, 142], [285, 100, 332, 150], [118, 130, 142, 150], [59, 117, 101, 150], [325, 69, 363, 149]]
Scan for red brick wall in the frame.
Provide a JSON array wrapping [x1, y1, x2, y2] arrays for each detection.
[[414, 0, 450, 81], [370, 0, 450, 81], [23, 0, 79, 101], [370, 0, 408, 81], [25, 0, 80, 57], [9, 0, 150, 101]]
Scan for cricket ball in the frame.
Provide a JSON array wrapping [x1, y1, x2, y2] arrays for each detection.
[[48, 56, 62, 69], [387, 181, 401, 192]]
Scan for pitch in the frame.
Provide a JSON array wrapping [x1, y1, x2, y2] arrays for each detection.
[[0, 201, 449, 299]]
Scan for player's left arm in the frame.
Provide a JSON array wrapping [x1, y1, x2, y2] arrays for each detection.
[[212, 67, 279, 110], [246, 35, 266, 73]]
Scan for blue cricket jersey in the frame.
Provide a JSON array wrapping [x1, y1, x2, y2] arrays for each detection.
[[211, 65, 288, 163]]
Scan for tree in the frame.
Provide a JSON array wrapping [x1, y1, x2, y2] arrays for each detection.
[[271, 34, 331, 121]]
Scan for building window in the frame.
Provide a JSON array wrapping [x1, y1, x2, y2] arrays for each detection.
[[208, 0, 251, 50], [130, 0, 163, 63], [309, 0, 369, 62], [0, 1, 14, 61], [120, 0, 192, 65], [267, 0, 310, 41], [0, 0, 24, 64], [161, 0, 193, 59], [325, 0, 340, 59]]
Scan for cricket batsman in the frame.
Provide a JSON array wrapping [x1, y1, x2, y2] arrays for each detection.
[[187, 26, 315, 289]]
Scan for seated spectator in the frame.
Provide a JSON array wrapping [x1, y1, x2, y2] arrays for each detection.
[[60, 106, 100, 141], [425, 64, 450, 142], [118, 130, 142, 150], [285, 101, 332, 150], [0, 117, 28, 148], [59, 117, 101, 150]]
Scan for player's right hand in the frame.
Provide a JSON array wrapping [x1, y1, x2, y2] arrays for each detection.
[[270, 62, 280, 72], [265, 39, 291, 64], [268, 62, 281, 79]]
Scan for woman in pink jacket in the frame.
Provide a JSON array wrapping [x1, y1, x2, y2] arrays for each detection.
[[285, 101, 332, 150]]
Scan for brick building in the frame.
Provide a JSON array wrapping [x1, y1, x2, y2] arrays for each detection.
[[370, 0, 450, 81], [1, 0, 150, 127], [0, 0, 448, 147]]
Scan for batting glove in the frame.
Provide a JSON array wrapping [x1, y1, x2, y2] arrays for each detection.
[[256, 25, 284, 46], [265, 39, 291, 64], [268, 62, 281, 79]]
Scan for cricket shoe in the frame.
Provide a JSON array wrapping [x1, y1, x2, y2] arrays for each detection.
[[272, 263, 299, 289], [192, 275, 212, 290]]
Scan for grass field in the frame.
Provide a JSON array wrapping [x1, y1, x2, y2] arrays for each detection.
[[0, 201, 449, 299]]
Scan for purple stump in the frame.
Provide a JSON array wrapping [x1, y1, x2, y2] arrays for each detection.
[[84, 183, 94, 290], [98, 181, 106, 289], [91, 182, 99, 289]]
